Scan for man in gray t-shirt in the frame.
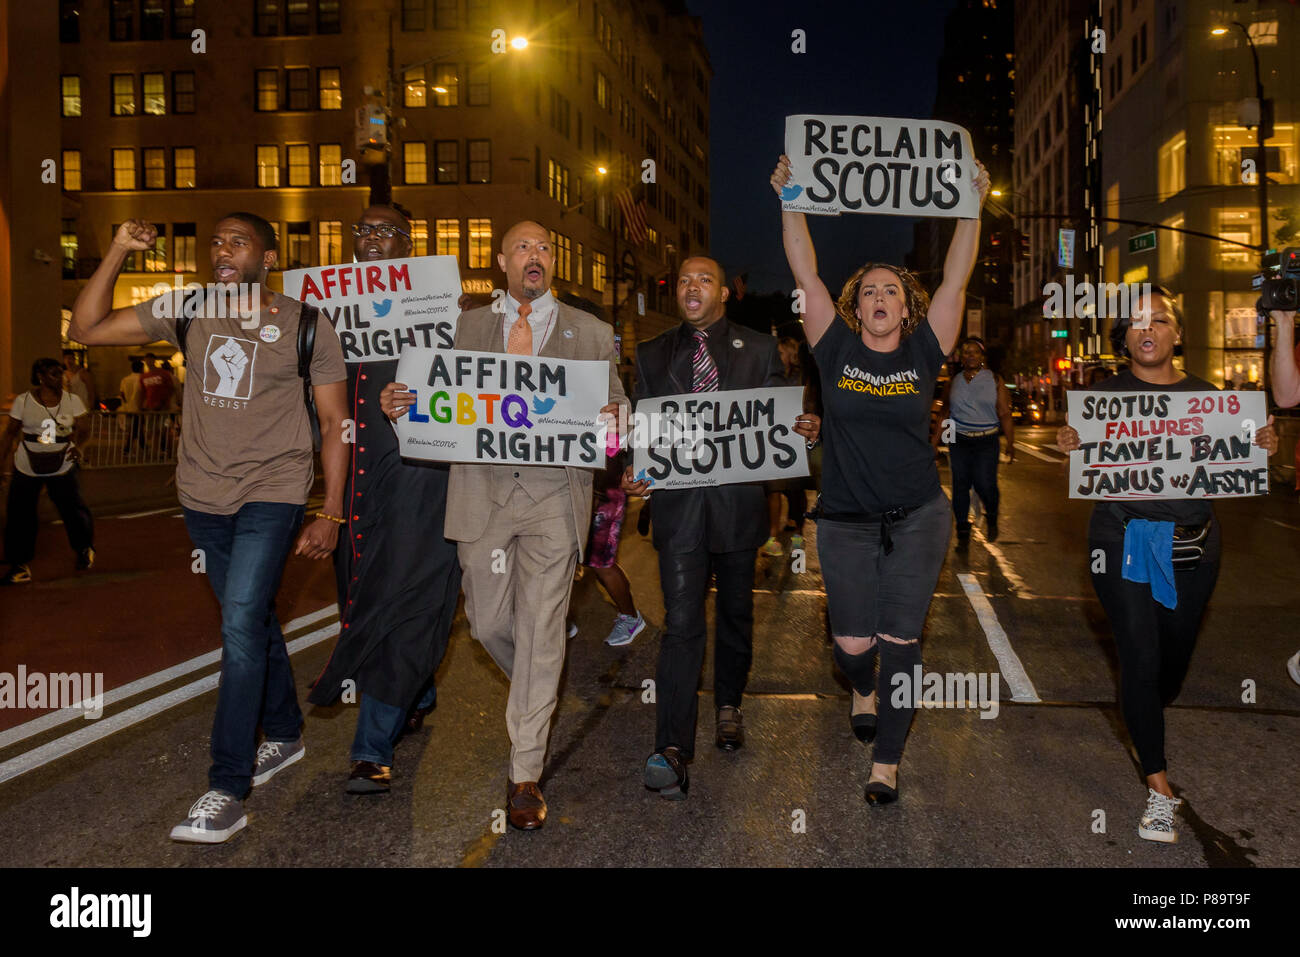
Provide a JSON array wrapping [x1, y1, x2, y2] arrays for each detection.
[[68, 213, 348, 844]]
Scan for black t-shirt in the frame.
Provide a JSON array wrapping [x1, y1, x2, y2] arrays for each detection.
[[1087, 370, 1216, 540], [812, 318, 945, 513]]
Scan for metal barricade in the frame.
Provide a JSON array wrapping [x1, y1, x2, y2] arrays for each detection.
[[80, 411, 179, 468]]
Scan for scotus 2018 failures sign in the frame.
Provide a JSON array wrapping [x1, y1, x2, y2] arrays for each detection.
[[631, 387, 808, 490], [392, 348, 610, 467], [1067, 390, 1269, 499], [283, 255, 462, 362], [780, 115, 980, 219]]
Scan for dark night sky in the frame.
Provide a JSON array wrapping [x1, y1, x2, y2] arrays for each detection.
[[686, 0, 961, 293]]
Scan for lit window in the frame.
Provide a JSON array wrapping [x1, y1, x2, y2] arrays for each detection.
[[173, 223, 197, 273], [257, 145, 280, 187], [143, 148, 166, 189], [435, 219, 460, 257], [404, 67, 427, 108], [256, 70, 279, 111], [468, 218, 492, 268], [287, 144, 310, 186], [433, 64, 458, 106], [435, 140, 458, 183], [1217, 209, 1257, 266], [285, 221, 310, 268], [319, 221, 342, 264], [318, 68, 342, 109], [112, 148, 135, 190], [143, 73, 166, 114], [63, 150, 81, 191], [411, 219, 429, 256], [592, 251, 607, 293], [61, 76, 81, 117], [144, 223, 167, 272], [174, 147, 195, 188], [319, 144, 342, 185], [404, 142, 428, 184], [112, 74, 135, 115]]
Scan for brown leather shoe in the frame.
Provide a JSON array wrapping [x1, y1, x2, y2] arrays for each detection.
[[346, 760, 391, 795], [506, 780, 547, 830]]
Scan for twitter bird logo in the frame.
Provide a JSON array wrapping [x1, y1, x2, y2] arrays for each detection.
[[372, 299, 393, 317], [635, 468, 656, 487], [780, 184, 803, 201], [531, 395, 557, 415]]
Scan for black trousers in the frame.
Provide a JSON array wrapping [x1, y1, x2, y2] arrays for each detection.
[[1089, 525, 1220, 776], [3, 469, 94, 566], [654, 547, 756, 759], [949, 433, 1000, 533]]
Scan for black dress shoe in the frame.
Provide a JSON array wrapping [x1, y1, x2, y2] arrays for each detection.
[[986, 519, 999, 542], [864, 777, 898, 808], [851, 712, 877, 744], [715, 705, 744, 751]]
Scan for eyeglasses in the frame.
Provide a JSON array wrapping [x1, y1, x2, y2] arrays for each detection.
[[351, 223, 410, 239]]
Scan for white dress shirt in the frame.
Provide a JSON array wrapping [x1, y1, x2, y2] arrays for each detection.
[[501, 291, 558, 355]]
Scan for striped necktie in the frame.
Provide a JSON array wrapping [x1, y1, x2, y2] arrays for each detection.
[[691, 329, 719, 392]]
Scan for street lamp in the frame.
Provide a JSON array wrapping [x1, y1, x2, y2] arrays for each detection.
[[1210, 20, 1274, 386]]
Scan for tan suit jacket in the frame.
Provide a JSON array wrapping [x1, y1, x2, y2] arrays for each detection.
[[444, 301, 629, 559]]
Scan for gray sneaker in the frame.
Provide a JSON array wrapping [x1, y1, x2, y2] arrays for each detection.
[[1137, 788, 1182, 844], [169, 789, 247, 844], [251, 737, 304, 787], [604, 612, 646, 647]]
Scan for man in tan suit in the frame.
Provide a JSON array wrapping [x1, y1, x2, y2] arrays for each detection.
[[381, 220, 627, 829]]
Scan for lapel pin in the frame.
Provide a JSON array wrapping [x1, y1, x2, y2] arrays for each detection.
[[563, 329, 575, 339], [732, 338, 744, 348]]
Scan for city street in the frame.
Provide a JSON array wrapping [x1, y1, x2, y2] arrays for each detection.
[[2, 425, 1297, 869]]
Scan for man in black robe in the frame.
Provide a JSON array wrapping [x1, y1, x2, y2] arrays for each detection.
[[308, 204, 465, 794]]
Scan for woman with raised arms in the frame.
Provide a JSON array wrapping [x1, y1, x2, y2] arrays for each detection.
[[771, 152, 989, 806]]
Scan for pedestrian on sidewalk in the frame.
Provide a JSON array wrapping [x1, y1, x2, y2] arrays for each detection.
[[118, 359, 145, 455], [382, 220, 629, 831], [1059, 286, 1276, 843], [69, 214, 348, 844], [307, 204, 466, 796], [933, 336, 1014, 547], [1, 358, 95, 584], [772, 152, 989, 807], [624, 256, 819, 800]]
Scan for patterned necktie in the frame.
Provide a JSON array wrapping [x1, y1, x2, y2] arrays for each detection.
[[691, 329, 719, 392], [508, 302, 533, 355]]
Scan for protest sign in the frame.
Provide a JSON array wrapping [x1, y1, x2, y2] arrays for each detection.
[[780, 114, 979, 218], [1067, 390, 1268, 499], [392, 347, 610, 467], [631, 387, 809, 490], [283, 255, 461, 362]]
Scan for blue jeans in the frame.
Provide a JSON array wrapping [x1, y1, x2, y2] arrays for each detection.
[[351, 680, 437, 766], [184, 502, 305, 797], [949, 434, 1000, 533]]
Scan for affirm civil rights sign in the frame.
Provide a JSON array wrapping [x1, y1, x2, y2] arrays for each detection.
[[780, 114, 980, 219], [283, 255, 461, 363], [1067, 390, 1269, 499], [392, 347, 610, 466], [631, 387, 808, 490]]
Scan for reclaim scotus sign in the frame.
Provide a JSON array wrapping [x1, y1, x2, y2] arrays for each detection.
[[780, 114, 980, 219], [392, 347, 610, 466], [1067, 390, 1269, 499], [283, 255, 462, 363], [630, 387, 808, 489]]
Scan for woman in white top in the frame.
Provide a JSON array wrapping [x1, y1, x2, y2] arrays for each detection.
[[1, 358, 95, 584]]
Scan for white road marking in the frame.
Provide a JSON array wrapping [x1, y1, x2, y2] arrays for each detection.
[[957, 572, 1040, 703], [1014, 442, 1066, 463], [1266, 518, 1300, 532], [116, 506, 181, 519], [971, 527, 1037, 598], [0, 604, 338, 753]]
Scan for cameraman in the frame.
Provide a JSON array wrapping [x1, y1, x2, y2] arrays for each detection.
[[1268, 305, 1300, 686]]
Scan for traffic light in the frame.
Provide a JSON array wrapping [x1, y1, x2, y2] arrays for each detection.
[[1055, 357, 1072, 372], [1014, 230, 1029, 262]]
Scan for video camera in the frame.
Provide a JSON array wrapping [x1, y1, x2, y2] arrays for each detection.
[[1253, 247, 1300, 314]]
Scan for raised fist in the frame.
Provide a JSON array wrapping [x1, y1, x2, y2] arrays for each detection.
[[114, 220, 158, 251]]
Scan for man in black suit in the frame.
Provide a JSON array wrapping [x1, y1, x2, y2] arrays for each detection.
[[623, 256, 819, 799]]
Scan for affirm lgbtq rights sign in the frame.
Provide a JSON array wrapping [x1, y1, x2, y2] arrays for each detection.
[[284, 255, 462, 363], [393, 347, 611, 466]]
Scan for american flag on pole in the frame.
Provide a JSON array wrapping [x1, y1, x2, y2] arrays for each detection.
[[616, 187, 648, 245]]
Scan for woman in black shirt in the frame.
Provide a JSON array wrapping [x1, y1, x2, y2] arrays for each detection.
[[772, 153, 989, 806], [1058, 286, 1276, 843]]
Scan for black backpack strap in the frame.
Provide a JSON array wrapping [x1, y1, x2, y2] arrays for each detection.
[[298, 305, 321, 451]]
